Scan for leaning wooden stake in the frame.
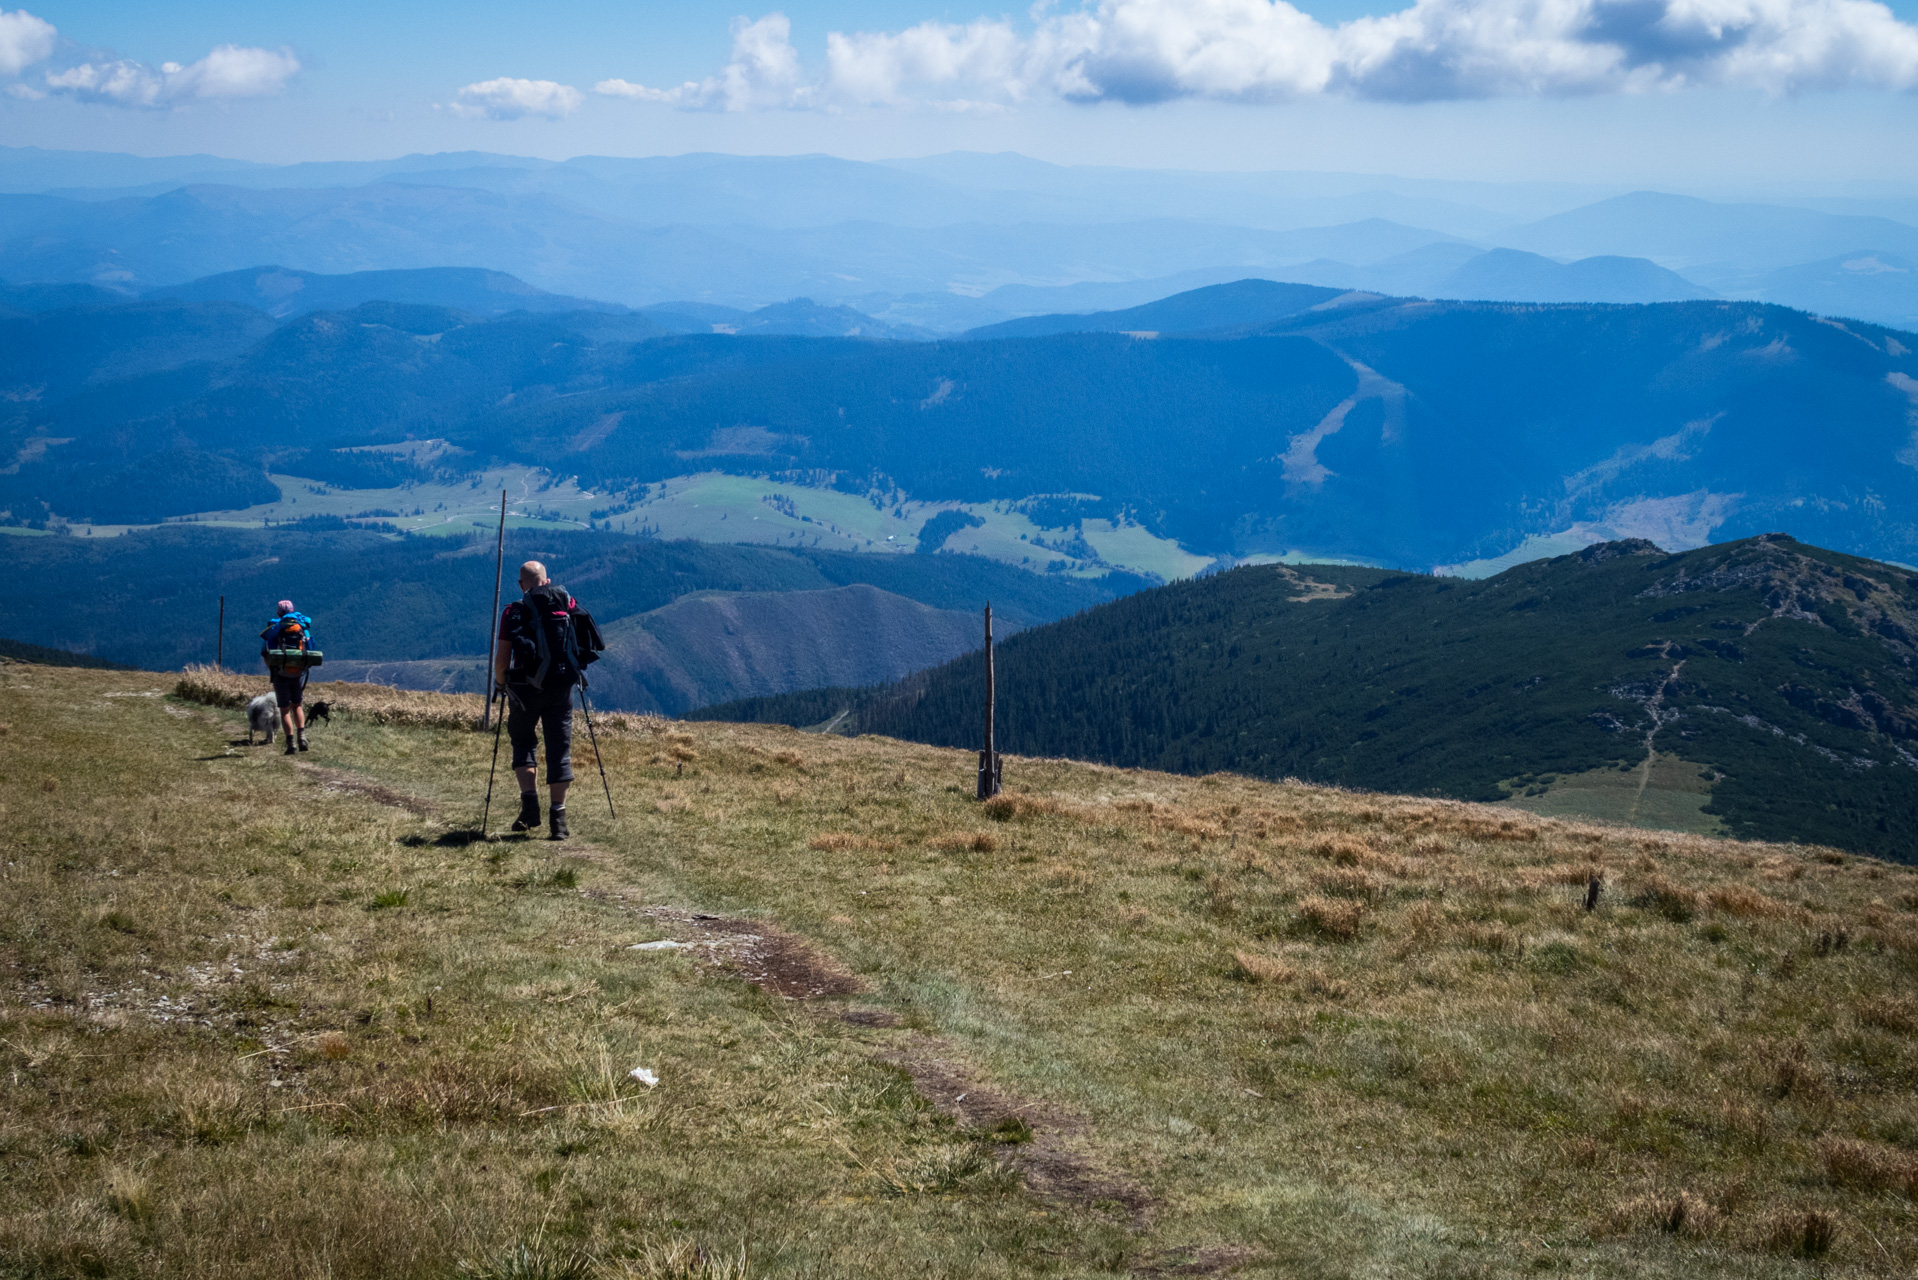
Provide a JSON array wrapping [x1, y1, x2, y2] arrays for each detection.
[[977, 603, 1002, 800], [481, 489, 507, 729]]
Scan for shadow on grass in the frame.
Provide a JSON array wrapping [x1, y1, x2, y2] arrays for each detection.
[[400, 829, 491, 847]]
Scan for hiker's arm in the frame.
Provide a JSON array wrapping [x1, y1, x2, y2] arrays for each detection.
[[494, 612, 510, 686]]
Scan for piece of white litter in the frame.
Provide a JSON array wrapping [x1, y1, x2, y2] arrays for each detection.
[[630, 1067, 659, 1088], [628, 940, 686, 951]]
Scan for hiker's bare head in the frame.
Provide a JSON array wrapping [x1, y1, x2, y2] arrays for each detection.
[[518, 561, 549, 591]]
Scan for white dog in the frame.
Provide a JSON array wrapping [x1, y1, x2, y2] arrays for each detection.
[[247, 694, 279, 745]]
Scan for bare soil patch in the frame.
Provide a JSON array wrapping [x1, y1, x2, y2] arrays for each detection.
[[1130, 1245, 1258, 1276], [634, 906, 864, 999], [293, 762, 440, 816], [879, 1037, 1154, 1221], [620, 904, 1151, 1219]]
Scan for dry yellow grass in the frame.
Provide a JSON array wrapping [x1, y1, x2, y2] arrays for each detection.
[[1230, 951, 1297, 984], [6, 667, 1918, 1276], [927, 831, 998, 853], [1710, 883, 1794, 918], [1821, 1137, 1918, 1195], [808, 832, 897, 853], [1296, 893, 1367, 940], [175, 665, 664, 735]]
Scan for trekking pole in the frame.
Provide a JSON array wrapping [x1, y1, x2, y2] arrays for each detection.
[[480, 688, 507, 836], [577, 682, 617, 819], [482, 489, 506, 729]]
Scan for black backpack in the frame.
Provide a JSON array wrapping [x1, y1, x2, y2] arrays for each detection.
[[507, 583, 604, 690]]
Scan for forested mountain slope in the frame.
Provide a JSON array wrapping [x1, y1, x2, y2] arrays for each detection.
[[963, 279, 1345, 338], [5, 285, 1916, 570], [0, 526, 1116, 707], [702, 536, 1918, 859], [474, 297, 1918, 569], [585, 584, 990, 715]]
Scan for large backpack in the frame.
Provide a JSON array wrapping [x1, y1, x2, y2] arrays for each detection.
[[263, 612, 323, 674], [507, 584, 603, 690]]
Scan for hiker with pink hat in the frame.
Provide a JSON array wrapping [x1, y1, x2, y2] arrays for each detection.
[[259, 599, 323, 755]]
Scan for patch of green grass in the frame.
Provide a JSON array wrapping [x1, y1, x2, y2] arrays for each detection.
[[985, 1115, 1034, 1144], [459, 1241, 594, 1280]]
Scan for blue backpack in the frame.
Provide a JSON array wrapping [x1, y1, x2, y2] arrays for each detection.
[[262, 612, 323, 673]]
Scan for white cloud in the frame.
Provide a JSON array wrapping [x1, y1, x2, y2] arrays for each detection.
[[599, 0, 1918, 111], [596, 14, 805, 108], [43, 44, 299, 107], [0, 8, 54, 76], [177, 44, 302, 98], [1335, 0, 1918, 99], [824, 20, 1039, 104], [452, 76, 584, 119]]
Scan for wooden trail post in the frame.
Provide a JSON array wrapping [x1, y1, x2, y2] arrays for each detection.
[[481, 489, 507, 729], [216, 595, 224, 671], [977, 603, 1002, 800]]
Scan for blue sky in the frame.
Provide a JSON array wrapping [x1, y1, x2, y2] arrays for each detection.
[[3, 1, 1918, 187]]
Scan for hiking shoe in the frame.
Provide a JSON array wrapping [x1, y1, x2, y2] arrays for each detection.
[[510, 793, 541, 833], [296, 734, 309, 752], [549, 806, 570, 841], [284, 739, 297, 756]]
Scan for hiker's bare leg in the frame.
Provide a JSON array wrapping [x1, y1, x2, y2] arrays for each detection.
[[515, 767, 566, 806]]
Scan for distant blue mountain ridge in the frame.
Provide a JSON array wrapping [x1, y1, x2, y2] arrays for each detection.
[[144, 266, 630, 319], [0, 146, 1914, 330]]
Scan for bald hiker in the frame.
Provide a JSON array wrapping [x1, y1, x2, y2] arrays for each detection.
[[494, 561, 604, 839], [260, 599, 323, 755]]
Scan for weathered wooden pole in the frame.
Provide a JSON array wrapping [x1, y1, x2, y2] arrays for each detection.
[[481, 489, 507, 728], [977, 603, 1002, 800], [216, 595, 225, 671]]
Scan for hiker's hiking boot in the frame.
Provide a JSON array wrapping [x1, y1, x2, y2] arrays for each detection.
[[297, 734, 309, 752], [549, 806, 569, 841], [284, 737, 297, 756], [511, 793, 541, 833]]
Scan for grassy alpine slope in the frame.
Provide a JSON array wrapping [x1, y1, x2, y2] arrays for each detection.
[[7, 663, 1918, 1277]]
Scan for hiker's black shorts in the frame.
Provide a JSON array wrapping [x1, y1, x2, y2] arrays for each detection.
[[506, 683, 574, 784], [270, 672, 305, 710]]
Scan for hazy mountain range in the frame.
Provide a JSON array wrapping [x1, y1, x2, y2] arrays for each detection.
[[1, 146, 1914, 331]]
